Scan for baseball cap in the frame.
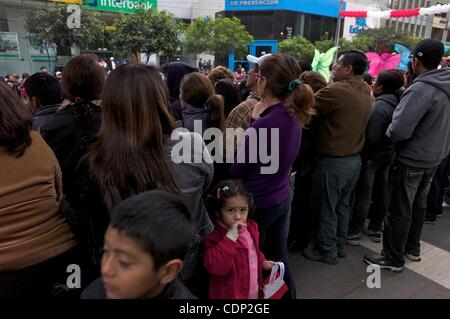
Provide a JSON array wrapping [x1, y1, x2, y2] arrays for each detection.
[[55, 71, 62, 76], [409, 39, 444, 69], [246, 53, 272, 65]]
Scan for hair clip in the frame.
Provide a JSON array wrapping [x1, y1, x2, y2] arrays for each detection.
[[288, 79, 302, 92], [222, 186, 230, 192]]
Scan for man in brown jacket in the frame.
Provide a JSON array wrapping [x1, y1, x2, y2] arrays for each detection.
[[304, 50, 371, 265]]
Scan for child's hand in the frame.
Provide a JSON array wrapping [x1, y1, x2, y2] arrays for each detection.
[[262, 260, 276, 270], [230, 222, 246, 232]]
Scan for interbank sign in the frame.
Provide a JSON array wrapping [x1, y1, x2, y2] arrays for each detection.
[[225, 0, 340, 18], [83, 0, 157, 13]]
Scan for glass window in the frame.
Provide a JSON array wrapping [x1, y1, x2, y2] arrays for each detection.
[[431, 27, 444, 41], [234, 11, 255, 36], [404, 22, 410, 32], [252, 11, 275, 39], [305, 15, 324, 42]]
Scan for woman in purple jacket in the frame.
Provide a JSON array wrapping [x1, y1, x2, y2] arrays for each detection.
[[231, 54, 315, 298]]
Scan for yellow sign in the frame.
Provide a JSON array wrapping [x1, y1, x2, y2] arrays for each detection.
[[49, 0, 82, 3]]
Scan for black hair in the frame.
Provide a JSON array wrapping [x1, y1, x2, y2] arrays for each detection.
[[339, 50, 369, 75], [208, 179, 254, 222], [214, 79, 242, 118], [405, 61, 416, 86], [238, 77, 251, 101], [376, 69, 405, 95], [25, 73, 62, 107], [363, 73, 373, 86], [109, 190, 194, 270], [40, 66, 47, 71], [298, 59, 312, 73]]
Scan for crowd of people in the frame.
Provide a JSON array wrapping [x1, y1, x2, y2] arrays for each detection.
[[0, 38, 449, 299]]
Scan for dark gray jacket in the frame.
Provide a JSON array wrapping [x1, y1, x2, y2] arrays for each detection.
[[386, 69, 450, 168], [364, 93, 399, 164], [33, 104, 59, 131], [164, 131, 214, 281], [175, 106, 208, 136]]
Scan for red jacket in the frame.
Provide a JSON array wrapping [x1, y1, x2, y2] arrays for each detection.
[[203, 219, 266, 299]]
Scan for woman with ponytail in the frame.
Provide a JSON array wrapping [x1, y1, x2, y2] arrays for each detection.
[[231, 54, 315, 299], [179, 72, 225, 135], [40, 54, 105, 193]]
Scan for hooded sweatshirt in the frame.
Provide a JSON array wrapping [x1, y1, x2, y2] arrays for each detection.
[[386, 68, 450, 168], [363, 93, 399, 164], [167, 62, 198, 121]]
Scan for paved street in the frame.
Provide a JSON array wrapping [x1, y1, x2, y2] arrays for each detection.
[[292, 208, 450, 299]]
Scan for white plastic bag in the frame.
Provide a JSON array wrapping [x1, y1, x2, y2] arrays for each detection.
[[263, 262, 288, 299]]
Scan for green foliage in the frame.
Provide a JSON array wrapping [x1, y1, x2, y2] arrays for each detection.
[[185, 18, 211, 55], [314, 33, 335, 53], [338, 27, 423, 54], [112, 9, 180, 62], [184, 17, 253, 57], [278, 36, 315, 63], [26, 4, 105, 57]]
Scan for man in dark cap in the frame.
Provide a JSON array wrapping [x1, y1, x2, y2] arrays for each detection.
[[364, 39, 450, 272]]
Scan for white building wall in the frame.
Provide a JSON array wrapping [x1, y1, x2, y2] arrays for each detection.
[[342, 0, 390, 40]]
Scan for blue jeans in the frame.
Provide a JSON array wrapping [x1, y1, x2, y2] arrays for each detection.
[[255, 198, 296, 299], [349, 159, 392, 235], [312, 155, 362, 258], [383, 162, 436, 266], [426, 152, 450, 220]]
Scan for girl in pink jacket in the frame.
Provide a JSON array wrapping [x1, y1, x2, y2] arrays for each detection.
[[203, 180, 275, 299]]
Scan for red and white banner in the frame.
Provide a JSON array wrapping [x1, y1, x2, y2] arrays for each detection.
[[340, 3, 450, 19]]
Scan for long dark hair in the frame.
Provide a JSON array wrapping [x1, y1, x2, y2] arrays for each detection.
[[88, 64, 178, 209], [0, 82, 33, 157], [259, 54, 315, 126], [180, 72, 225, 131], [62, 54, 105, 124]]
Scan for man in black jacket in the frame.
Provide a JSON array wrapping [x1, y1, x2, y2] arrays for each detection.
[[348, 70, 404, 245], [25, 72, 62, 131]]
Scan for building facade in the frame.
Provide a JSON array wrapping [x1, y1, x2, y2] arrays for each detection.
[[0, 0, 216, 75], [342, 0, 390, 40], [386, 0, 450, 43], [217, 0, 342, 69]]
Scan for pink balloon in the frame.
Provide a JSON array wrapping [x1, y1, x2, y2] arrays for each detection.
[[366, 52, 401, 77]]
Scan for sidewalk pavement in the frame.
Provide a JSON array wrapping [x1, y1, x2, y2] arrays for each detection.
[[291, 208, 450, 299]]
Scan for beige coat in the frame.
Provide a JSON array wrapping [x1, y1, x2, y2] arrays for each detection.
[[0, 131, 76, 271]]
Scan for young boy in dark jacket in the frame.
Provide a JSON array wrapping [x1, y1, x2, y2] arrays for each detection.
[[81, 190, 196, 299]]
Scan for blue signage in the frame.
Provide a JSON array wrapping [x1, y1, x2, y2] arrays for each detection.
[[225, 0, 341, 18], [349, 17, 367, 34]]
